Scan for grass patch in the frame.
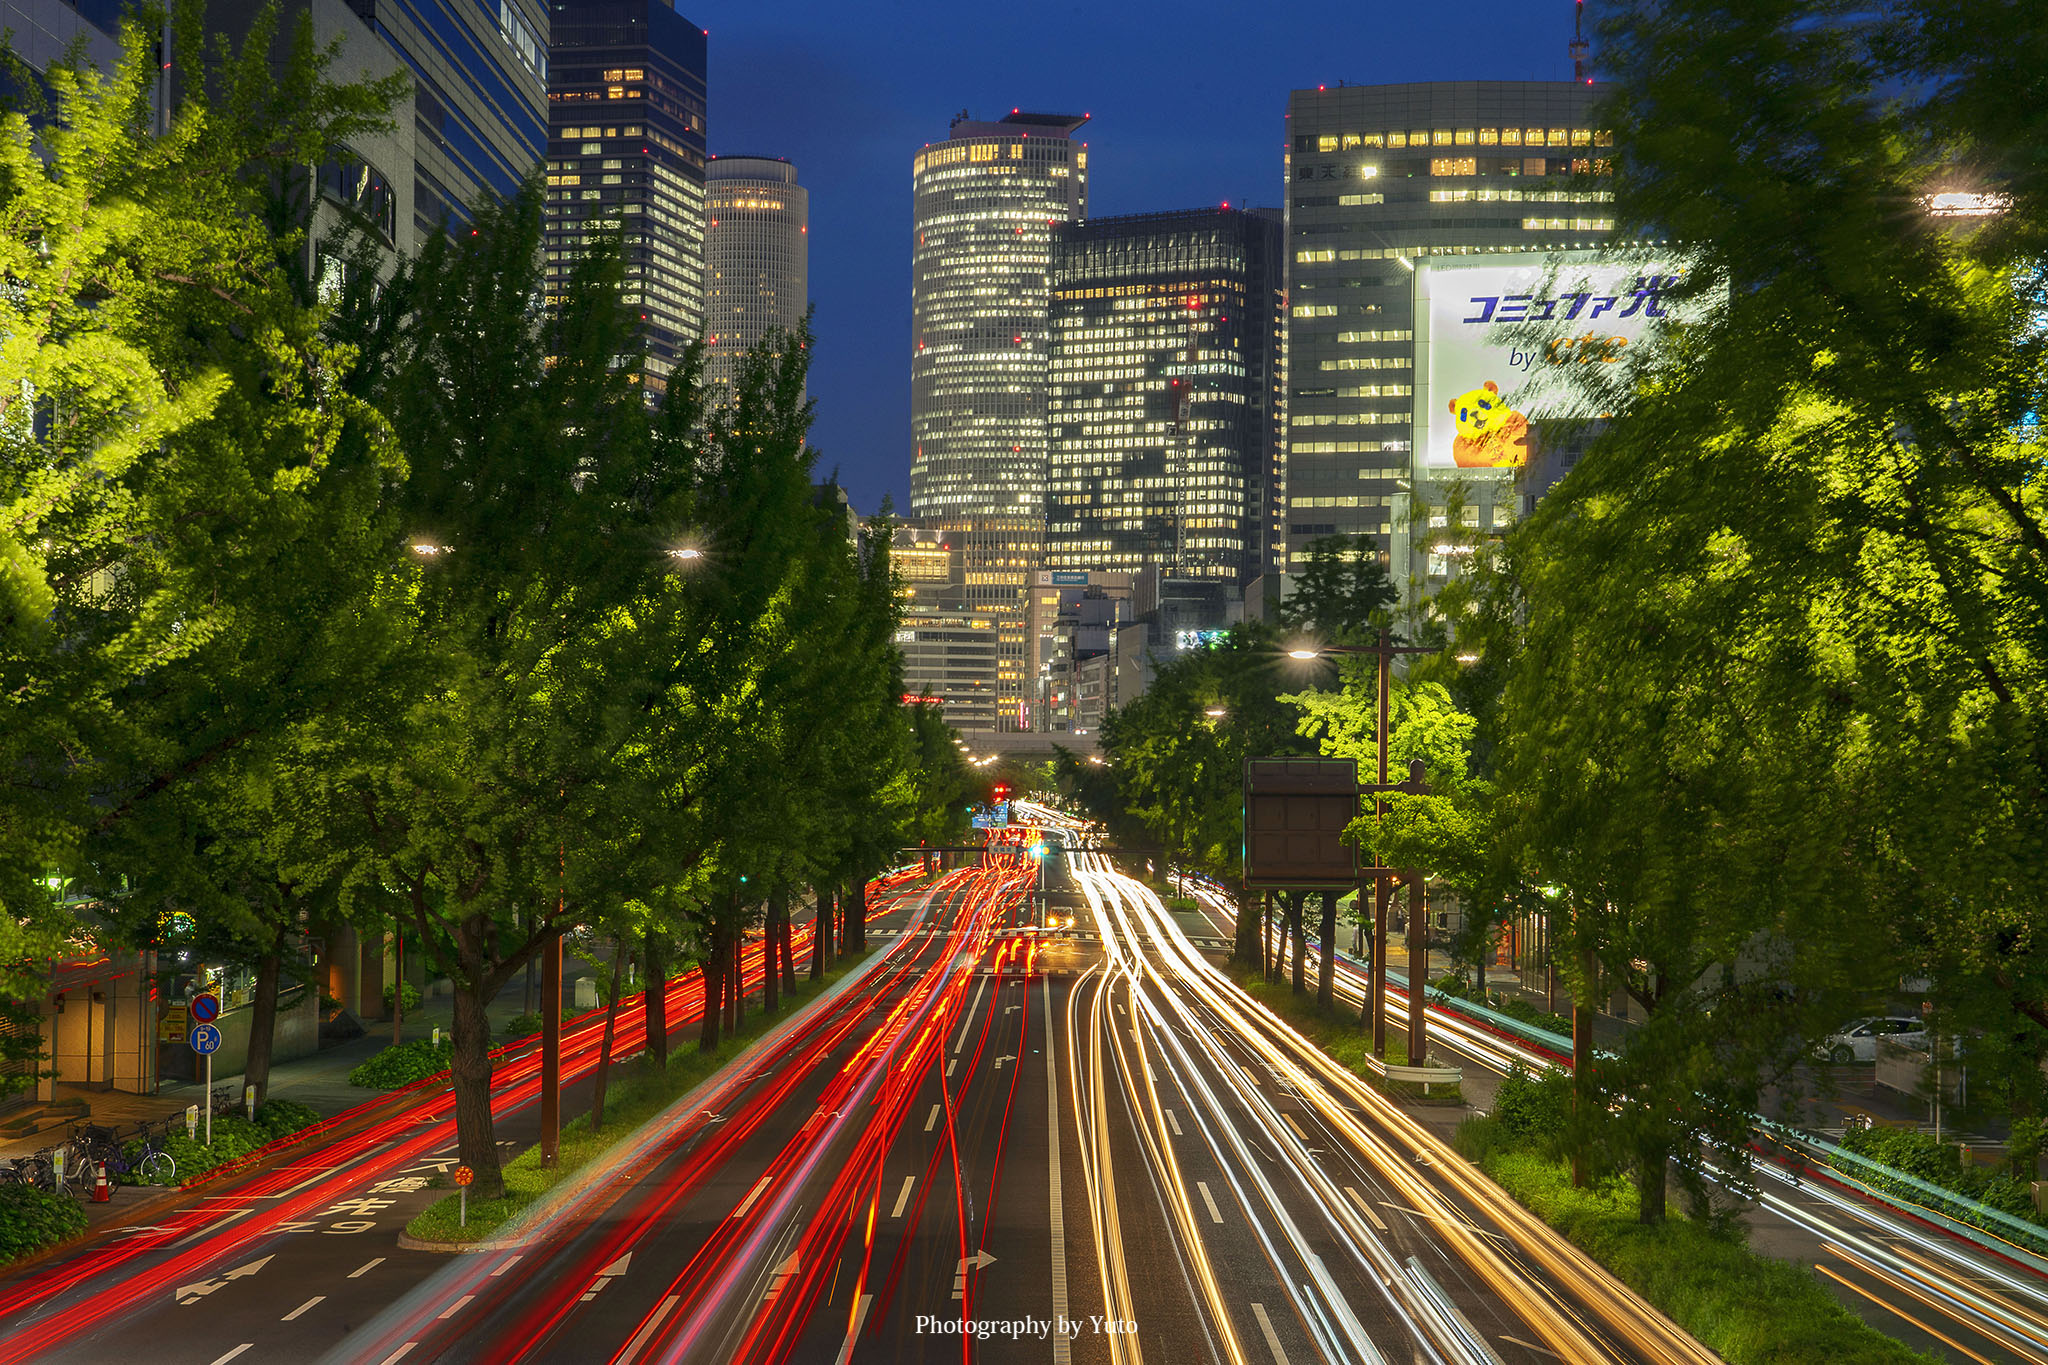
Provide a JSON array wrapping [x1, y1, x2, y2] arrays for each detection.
[[1462, 1128, 1937, 1365], [405, 958, 868, 1245], [1225, 961, 1464, 1106]]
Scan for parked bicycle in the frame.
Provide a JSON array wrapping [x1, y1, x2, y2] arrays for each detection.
[[126, 1120, 177, 1188]]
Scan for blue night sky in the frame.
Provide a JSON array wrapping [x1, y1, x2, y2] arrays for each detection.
[[697, 0, 1586, 516]]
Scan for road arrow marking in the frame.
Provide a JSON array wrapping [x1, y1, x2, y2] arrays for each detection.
[[993, 1054, 1016, 1070], [175, 1255, 273, 1304], [580, 1252, 634, 1301], [764, 1254, 800, 1302]]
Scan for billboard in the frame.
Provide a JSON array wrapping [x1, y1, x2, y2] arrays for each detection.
[[1420, 257, 1697, 470]]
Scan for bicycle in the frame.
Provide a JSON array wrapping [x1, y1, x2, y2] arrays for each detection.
[[29, 1145, 87, 1199], [126, 1121, 176, 1188]]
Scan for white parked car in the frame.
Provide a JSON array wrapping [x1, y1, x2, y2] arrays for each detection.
[[1815, 1016, 1928, 1064]]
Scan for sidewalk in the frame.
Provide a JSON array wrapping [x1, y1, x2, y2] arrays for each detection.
[[0, 957, 599, 1162]]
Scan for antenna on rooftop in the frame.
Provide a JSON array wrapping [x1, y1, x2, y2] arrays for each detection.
[[1570, 0, 1591, 83]]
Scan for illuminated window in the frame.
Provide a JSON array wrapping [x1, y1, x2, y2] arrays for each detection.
[[1478, 128, 1499, 146], [1317, 134, 1339, 152], [1572, 128, 1593, 146], [1548, 128, 1568, 146], [1455, 128, 1476, 145], [1387, 132, 1407, 148], [1501, 128, 1522, 147], [1430, 157, 1477, 176]]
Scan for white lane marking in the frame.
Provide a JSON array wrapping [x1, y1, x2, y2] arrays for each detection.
[[926, 1103, 941, 1132], [437, 1294, 474, 1320], [348, 1257, 385, 1279], [1250, 1303, 1292, 1365], [1500, 1334, 1565, 1360], [376, 1345, 417, 1365], [1046, 975, 1071, 1365], [732, 1176, 772, 1220], [1166, 1109, 1182, 1136], [269, 1166, 340, 1199], [891, 1175, 916, 1218], [1280, 1112, 1310, 1143], [281, 1295, 325, 1321], [172, 1208, 253, 1249], [490, 1254, 524, 1276], [833, 1292, 874, 1365], [1344, 1186, 1389, 1232], [618, 1294, 681, 1364], [208, 1347, 253, 1365], [1197, 1180, 1225, 1224], [946, 1059, 958, 1077], [955, 976, 991, 1052]]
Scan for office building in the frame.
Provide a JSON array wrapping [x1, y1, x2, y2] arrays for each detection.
[[1283, 82, 1613, 572], [1026, 570, 1133, 733], [909, 109, 1090, 519], [704, 155, 807, 404], [1047, 207, 1285, 585], [545, 0, 707, 391]]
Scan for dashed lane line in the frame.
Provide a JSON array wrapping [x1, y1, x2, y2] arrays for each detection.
[[891, 1176, 916, 1218], [437, 1294, 474, 1320], [1197, 1181, 1226, 1224], [1250, 1303, 1292, 1365], [281, 1295, 325, 1321], [1344, 1187, 1389, 1232], [207, 1347, 254, 1365], [348, 1257, 385, 1279]]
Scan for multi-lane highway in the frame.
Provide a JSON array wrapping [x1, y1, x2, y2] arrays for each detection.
[[0, 829, 1778, 1364], [1169, 870, 2048, 1365]]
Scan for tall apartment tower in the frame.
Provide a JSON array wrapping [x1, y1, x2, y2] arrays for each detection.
[[704, 155, 808, 404], [1047, 207, 1286, 585], [545, 0, 707, 392], [909, 109, 1090, 519], [1283, 82, 1612, 569]]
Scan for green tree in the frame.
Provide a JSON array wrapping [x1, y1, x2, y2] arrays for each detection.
[[1275, 533, 1396, 645], [1475, 0, 2048, 1218]]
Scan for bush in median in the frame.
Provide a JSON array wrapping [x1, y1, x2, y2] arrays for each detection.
[[348, 1036, 455, 1089], [0, 1185, 88, 1264]]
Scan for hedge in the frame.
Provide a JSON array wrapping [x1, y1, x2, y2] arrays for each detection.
[[348, 1036, 455, 1089], [0, 1185, 87, 1264], [118, 1099, 325, 1186]]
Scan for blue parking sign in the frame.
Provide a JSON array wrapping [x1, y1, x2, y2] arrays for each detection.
[[189, 1023, 222, 1055]]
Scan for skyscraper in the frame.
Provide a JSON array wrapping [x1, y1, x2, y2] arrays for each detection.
[[704, 155, 808, 404], [1283, 82, 1613, 570], [1046, 207, 1286, 585], [545, 0, 707, 392], [908, 109, 1089, 519]]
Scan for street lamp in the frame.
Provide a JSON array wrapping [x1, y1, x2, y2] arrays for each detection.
[[1204, 707, 1227, 718]]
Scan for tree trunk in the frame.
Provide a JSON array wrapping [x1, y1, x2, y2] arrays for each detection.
[[780, 900, 797, 995], [1637, 1140, 1669, 1224], [1232, 882, 1261, 970], [764, 890, 784, 1015], [846, 878, 868, 954], [1572, 946, 1596, 1188], [811, 885, 833, 978], [731, 924, 745, 1033], [590, 942, 627, 1133], [242, 925, 285, 1108], [644, 930, 667, 1070], [450, 928, 503, 1198], [1289, 893, 1306, 994], [1316, 890, 1337, 1013], [698, 926, 724, 1052]]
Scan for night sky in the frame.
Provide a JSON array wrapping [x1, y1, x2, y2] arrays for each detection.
[[700, 1, 1585, 516]]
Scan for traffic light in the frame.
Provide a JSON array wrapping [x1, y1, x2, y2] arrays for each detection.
[[992, 783, 1010, 801]]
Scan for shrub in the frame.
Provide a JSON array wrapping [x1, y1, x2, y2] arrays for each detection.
[[1491, 1063, 1571, 1150], [347, 1036, 454, 1089], [1834, 1124, 2046, 1227], [382, 980, 422, 1014], [254, 1099, 322, 1139], [0, 1185, 88, 1264], [502, 1008, 579, 1040]]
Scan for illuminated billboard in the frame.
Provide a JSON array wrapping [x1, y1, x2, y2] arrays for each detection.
[[1419, 256, 1699, 470]]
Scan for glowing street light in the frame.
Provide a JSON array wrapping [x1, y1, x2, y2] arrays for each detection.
[[667, 546, 705, 563], [1287, 648, 1319, 660], [1204, 707, 1227, 717]]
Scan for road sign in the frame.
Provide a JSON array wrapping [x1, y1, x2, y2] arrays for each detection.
[[189, 1023, 222, 1055], [189, 993, 221, 1024], [453, 1165, 474, 1187]]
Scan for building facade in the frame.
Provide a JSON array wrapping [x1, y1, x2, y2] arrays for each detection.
[[1283, 82, 1613, 572], [704, 155, 808, 404], [545, 0, 707, 391], [1047, 207, 1285, 585], [909, 110, 1090, 520]]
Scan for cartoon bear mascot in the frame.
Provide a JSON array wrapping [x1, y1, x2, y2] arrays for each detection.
[[1448, 381, 1532, 468]]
